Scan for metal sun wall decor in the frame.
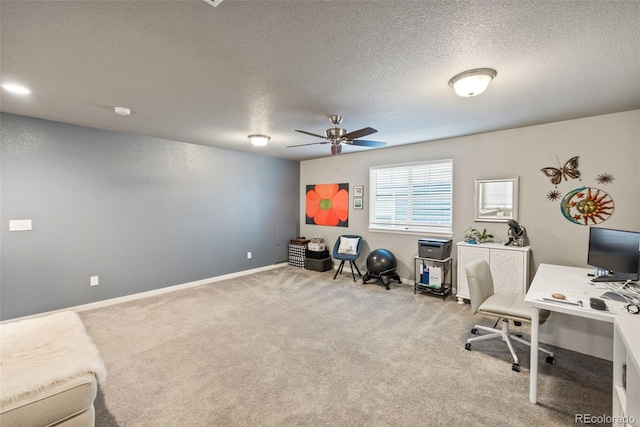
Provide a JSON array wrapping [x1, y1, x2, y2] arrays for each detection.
[[560, 187, 614, 225], [546, 190, 562, 201], [306, 183, 349, 227], [596, 173, 615, 185], [540, 155, 616, 225]]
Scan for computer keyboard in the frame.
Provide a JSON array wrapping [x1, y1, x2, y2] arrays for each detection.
[[591, 273, 638, 282]]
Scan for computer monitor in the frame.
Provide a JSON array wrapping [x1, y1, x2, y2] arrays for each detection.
[[587, 227, 640, 281]]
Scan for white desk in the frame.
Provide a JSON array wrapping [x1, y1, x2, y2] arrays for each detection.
[[613, 316, 640, 426], [525, 263, 630, 404]]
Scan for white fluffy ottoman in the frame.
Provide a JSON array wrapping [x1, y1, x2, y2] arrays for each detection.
[[1, 311, 106, 426]]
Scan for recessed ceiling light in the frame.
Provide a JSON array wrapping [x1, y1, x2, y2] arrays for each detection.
[[1, 83, 31, 95], [114, 107, 131, 116]]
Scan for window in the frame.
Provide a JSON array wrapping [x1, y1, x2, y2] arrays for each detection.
[[369, 159, 453, 235]]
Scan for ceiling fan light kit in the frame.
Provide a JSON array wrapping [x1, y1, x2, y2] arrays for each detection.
[[449, 68, 497, 97], [248, 134, 270, 147]]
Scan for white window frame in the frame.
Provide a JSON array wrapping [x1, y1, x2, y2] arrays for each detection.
[[369, 159, 453, 236]]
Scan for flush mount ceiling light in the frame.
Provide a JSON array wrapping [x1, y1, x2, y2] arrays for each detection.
[[114, 107, 131, 116], [248, 134, 270, 147], [203, 0, 223, 6], [1, 83, 31, 95], [448, 68, 497, 97]]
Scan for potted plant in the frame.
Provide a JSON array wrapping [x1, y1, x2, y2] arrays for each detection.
[[464, 227, 494, 244]]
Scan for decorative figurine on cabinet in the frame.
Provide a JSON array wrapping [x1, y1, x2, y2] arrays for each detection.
[[505, 219, 527, 247]]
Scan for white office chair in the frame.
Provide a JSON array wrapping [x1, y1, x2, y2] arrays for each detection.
[[464, 259, 555, 372]]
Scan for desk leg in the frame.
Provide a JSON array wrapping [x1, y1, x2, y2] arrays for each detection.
[[529, 307, 540, 404]]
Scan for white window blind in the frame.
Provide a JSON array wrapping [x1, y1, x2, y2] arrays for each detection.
[[369, 159, 453, 234]]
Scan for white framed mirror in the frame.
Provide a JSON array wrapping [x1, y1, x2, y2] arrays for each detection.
[[474, 177, 519, 222]]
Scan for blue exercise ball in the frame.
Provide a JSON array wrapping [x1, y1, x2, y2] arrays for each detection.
[[366, 249, 398, 275]]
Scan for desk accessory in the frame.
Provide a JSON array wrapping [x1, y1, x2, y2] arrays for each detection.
[[589, 297, 607, 311], [542, 296, 582, 306]]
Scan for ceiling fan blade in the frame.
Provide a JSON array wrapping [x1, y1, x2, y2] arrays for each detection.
[[343, 127, 377, 140], [295, 129, 327, 139], [349, 139, 387, 148], [287, 141, 328, 148]]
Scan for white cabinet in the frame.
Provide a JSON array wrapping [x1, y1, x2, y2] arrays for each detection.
[[613, 316, 640, 427], [456, 242, 531, 304]]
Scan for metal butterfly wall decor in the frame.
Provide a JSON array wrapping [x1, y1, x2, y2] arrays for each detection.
[[540, 156, 581, 187]]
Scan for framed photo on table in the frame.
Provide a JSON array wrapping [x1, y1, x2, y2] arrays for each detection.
[[353, 185, 364, 197]]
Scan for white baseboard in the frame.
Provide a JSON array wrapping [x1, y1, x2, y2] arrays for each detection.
[[1, 263, 288, 324]]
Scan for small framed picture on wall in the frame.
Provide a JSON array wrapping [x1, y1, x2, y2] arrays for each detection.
[[353, 198, 363, 210], [353, 185, 364, 197]]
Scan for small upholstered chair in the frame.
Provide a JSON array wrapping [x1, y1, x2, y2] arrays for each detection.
[[464, 259, 555, 372], [0, 311, 106, 426], [332, 235, 363, 281]]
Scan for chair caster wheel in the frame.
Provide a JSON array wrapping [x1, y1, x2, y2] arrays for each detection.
[[516, 333, 523, 338], [471, 328, 478, 335], [545, 356, 556, 365], [386, 286, 390, 290], [512, 363, 521, 372], [514, 321, 522, 326], [465, 343, 471, 350]]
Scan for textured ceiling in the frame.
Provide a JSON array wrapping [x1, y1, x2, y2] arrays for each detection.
[[1, 0, 639, 161]]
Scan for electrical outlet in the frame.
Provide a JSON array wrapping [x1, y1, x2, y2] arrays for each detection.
[[247, 252, 252, 259], [90, 276, 99, 287]]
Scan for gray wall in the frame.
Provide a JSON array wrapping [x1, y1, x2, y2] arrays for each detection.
[[300, 110, 640, 285], [1, 113, 300, 320]]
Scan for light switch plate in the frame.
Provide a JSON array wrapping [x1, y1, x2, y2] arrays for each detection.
[[9, 220, 32, 231]]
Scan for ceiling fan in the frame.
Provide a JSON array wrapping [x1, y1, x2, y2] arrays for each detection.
[[288, 115, 387, 155]]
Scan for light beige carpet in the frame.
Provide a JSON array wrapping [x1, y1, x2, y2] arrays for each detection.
[[80, 266, 612, 426]]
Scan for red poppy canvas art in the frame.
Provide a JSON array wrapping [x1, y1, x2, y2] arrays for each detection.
[[306, 183, 349, 227]]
